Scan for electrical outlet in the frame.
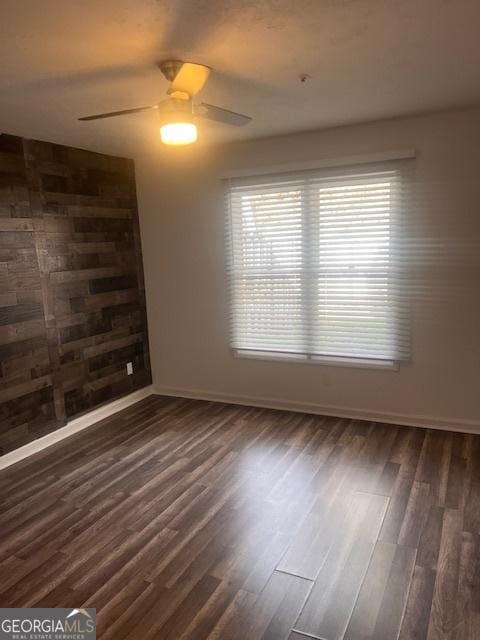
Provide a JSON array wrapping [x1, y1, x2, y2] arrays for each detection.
[[126, 362, 133, 375]]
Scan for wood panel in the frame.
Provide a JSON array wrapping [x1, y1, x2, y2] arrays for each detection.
[[0, 134, 57, 454], [0, 134, 151, 454], [0, 395, 479, 639]]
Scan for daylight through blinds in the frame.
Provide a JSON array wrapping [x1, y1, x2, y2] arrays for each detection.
[[226, 161, 411, 362]]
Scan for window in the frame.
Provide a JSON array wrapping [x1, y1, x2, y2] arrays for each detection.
[[225, 160, 411, 366]]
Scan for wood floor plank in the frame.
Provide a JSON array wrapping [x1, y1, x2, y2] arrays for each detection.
[[0, 394, 479, 639], [398, 480, 431, 548], [370, 544, 417, 639], [343, 540, 397, 640], [416, 504, 445, 571], [211, 571, 312, 640], [398, 565, 437, 640], [427, 508, 465, 639], [294, 492, 389, 640]]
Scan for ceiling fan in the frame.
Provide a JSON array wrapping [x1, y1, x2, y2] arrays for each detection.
[[78, 60, 252, 145]]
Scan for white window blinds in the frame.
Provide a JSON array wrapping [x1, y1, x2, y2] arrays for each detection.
[[225, 160, 411, 363]]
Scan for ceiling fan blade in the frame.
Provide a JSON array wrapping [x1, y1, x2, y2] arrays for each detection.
[[194, 103, 252, 127], [168, 63, 211, 98], [78, 105, 157, 121]]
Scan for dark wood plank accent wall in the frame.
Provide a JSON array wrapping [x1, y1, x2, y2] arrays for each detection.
[[0, 135, 57, 454], [0, 134, 151, 455]]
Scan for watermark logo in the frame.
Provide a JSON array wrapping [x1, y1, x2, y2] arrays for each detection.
[[0, 608, 96, 639]]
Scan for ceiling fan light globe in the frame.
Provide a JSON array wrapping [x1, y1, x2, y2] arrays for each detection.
[[160, 122, 198, 145]]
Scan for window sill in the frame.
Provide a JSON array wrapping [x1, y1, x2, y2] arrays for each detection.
[[232, 349, 399, 371]]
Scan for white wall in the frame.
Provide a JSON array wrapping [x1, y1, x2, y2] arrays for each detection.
[[135, 109, 480, 430]]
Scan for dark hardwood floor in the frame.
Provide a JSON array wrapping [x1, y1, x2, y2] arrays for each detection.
[[0, 395, 479, 639]]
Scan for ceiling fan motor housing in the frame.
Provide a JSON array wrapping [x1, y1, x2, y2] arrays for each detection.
[[158, 97, 195, 124], [157, 60, 184, 82]]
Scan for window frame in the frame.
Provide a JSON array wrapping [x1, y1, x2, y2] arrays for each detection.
[[224, 151, 414, 370]]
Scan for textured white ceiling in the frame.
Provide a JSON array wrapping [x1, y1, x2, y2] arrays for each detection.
[[1, 0, 479, 157]]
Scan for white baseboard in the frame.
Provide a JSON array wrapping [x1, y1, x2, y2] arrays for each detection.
[[153, 384, 480, 435], [2, 382, 477, 471], [0, 385, 154, 470]]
